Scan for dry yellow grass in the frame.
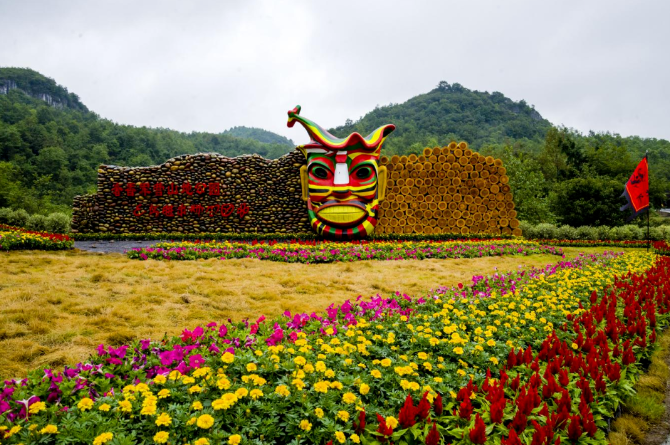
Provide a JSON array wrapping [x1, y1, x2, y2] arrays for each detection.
[[0, 246, 614, 379]]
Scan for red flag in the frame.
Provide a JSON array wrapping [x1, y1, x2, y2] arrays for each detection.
[[620, 156, 649, 220]]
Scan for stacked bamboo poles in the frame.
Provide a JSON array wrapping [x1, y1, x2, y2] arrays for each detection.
[[376, 142, 522, 236]]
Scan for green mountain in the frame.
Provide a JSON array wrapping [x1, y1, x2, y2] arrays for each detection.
[[0, 68, 294, 213], [330, 81, 553, 155], [223, 126, 293, 146]]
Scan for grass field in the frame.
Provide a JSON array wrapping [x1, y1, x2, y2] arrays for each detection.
[[0, 246, 625, 380]]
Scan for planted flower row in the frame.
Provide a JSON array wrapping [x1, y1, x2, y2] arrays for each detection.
[[370, 254, 670, 445], [654, 240, 670, 255], [127, 239, 563, 263], [0, 224, 74, 251], [0, 251, 654, 444]]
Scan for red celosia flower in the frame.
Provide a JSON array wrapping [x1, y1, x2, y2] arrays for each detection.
[[417, 392, 431, 420], [433, 393, 443, 416], [399, 394, 417, 428], [490, 399, 505, 424], [458, 397, 473, 420], [567, 415, 582, 441], [425, 421, 440, 445], [469, 413, 487, 444], [376, 414, 393, 437], [502, 429, 522, 445], [353, 410, 366, 434]]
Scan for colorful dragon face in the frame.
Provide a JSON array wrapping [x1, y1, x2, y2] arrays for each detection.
[[287, 105, 395, 239]]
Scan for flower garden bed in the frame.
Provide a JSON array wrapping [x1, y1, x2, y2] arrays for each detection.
[[0, 224, 74, 251], [654, 241, 670, 256], [127, 239, 563, 263], [1, 251, 666, 445]]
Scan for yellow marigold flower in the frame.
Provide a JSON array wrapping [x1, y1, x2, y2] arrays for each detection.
[[236, 388, 249, 398], [187, 417, 197, 425], [197, 414, 215, 429], [490, 357, 499, 365], [153, 374, 167, 384], [246, 363, 257, 372], [250, 389, 263, 400], [386, 416, 398, 429], [141, 404, 157, 415], [314, 381, 329, 393], [371, 369, 382, 378], [380, 358, 392, 367], [153, 431, 169, 443], [331, 381, 343, 390], [337, 410, 350, 422], [457, 369, 466, 376], [78, 397, 94, 411], [93, 432, 113, 445], [571, 342, 578, 350], [486, 339, 496, 347], [315, 407, 324, 418], [119, 400, 132, 412], [360, 383, 370, 395], [135, 383, 150, 393], [40, 424, 58, 434], [342, 392, 357, 404], [275, 385, 291, 397], [182, 376, 196, 385], [195, 439, 210, 445], [299, 419, 312, 431], [192, 401, 204, 410], [221, 352, 235, 364], [98, 403, 111, 412], [28, 401, 46, 414], [29, 424, 38, 431], [155, 412, 172, 426], [453, 347, 464, 355], [335, 431, 346, 443], [4, 425, 21, 438], [304, 363, 315, 373], [228, 434, 242, 445], [325, 369, 336, 378], [157, 389, 170, 399], [294, 356, 307, 366], [417, 352, 428, 360], [423, 362, 433, 371], [217, 377, 231, 390], [316, 361, 327, 372], [351, 433, 361, 443]]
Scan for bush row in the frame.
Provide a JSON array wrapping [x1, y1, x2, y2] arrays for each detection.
[[0, 208, 70, 234], [520, 221, 670, 241]]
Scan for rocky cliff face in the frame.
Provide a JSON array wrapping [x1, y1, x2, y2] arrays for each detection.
[[0, 79, 69, 109]]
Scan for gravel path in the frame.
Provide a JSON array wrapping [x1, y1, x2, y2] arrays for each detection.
[[75, 240, 165, 254]]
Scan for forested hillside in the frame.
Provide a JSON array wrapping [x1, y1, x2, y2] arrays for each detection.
[[0, 68, 293, 213], [223, 126, 293, 146]]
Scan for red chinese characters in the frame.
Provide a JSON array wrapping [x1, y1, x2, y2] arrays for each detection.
[[111, 182, 222, 198], [130, 202, 250, 218]]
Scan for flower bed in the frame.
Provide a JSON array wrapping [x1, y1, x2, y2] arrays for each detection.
[[0, 251, 658, 444], [374, 254, 670, 445], [538, 239, 650, 248], [654, 241, 670, 255], [127, 239, 563, 263], [0, 224, 74, 251]]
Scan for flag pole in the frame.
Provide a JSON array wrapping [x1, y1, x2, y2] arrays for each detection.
[[647, 151, 650, 252]]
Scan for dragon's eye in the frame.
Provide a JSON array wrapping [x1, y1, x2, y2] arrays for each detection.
[[312, 166, 329, 179], [355, 167, 373, 179]]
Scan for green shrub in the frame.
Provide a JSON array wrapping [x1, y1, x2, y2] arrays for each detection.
[[26, 214, 49, 231], [575, 226, 599, 240], [533, 223, 558, 239], [557, 225, 578, 240], [0, 207, 13, 224], [596, 225, 612, 240], [7, 208, 29, 227], [45, 212, 71, 233]]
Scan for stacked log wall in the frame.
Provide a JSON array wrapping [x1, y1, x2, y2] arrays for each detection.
[[376, 142, 521, 236]]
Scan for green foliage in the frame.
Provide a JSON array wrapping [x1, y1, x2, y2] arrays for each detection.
[[521, 221, 670, 241], [223, 126, 294, 146], [45, 212, 71, 233]]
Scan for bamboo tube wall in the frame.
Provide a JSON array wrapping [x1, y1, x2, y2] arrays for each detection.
[[376, 142, 522, 236]]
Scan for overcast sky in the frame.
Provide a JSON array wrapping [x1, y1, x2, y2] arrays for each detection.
[[1, 0, 668, 145]]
